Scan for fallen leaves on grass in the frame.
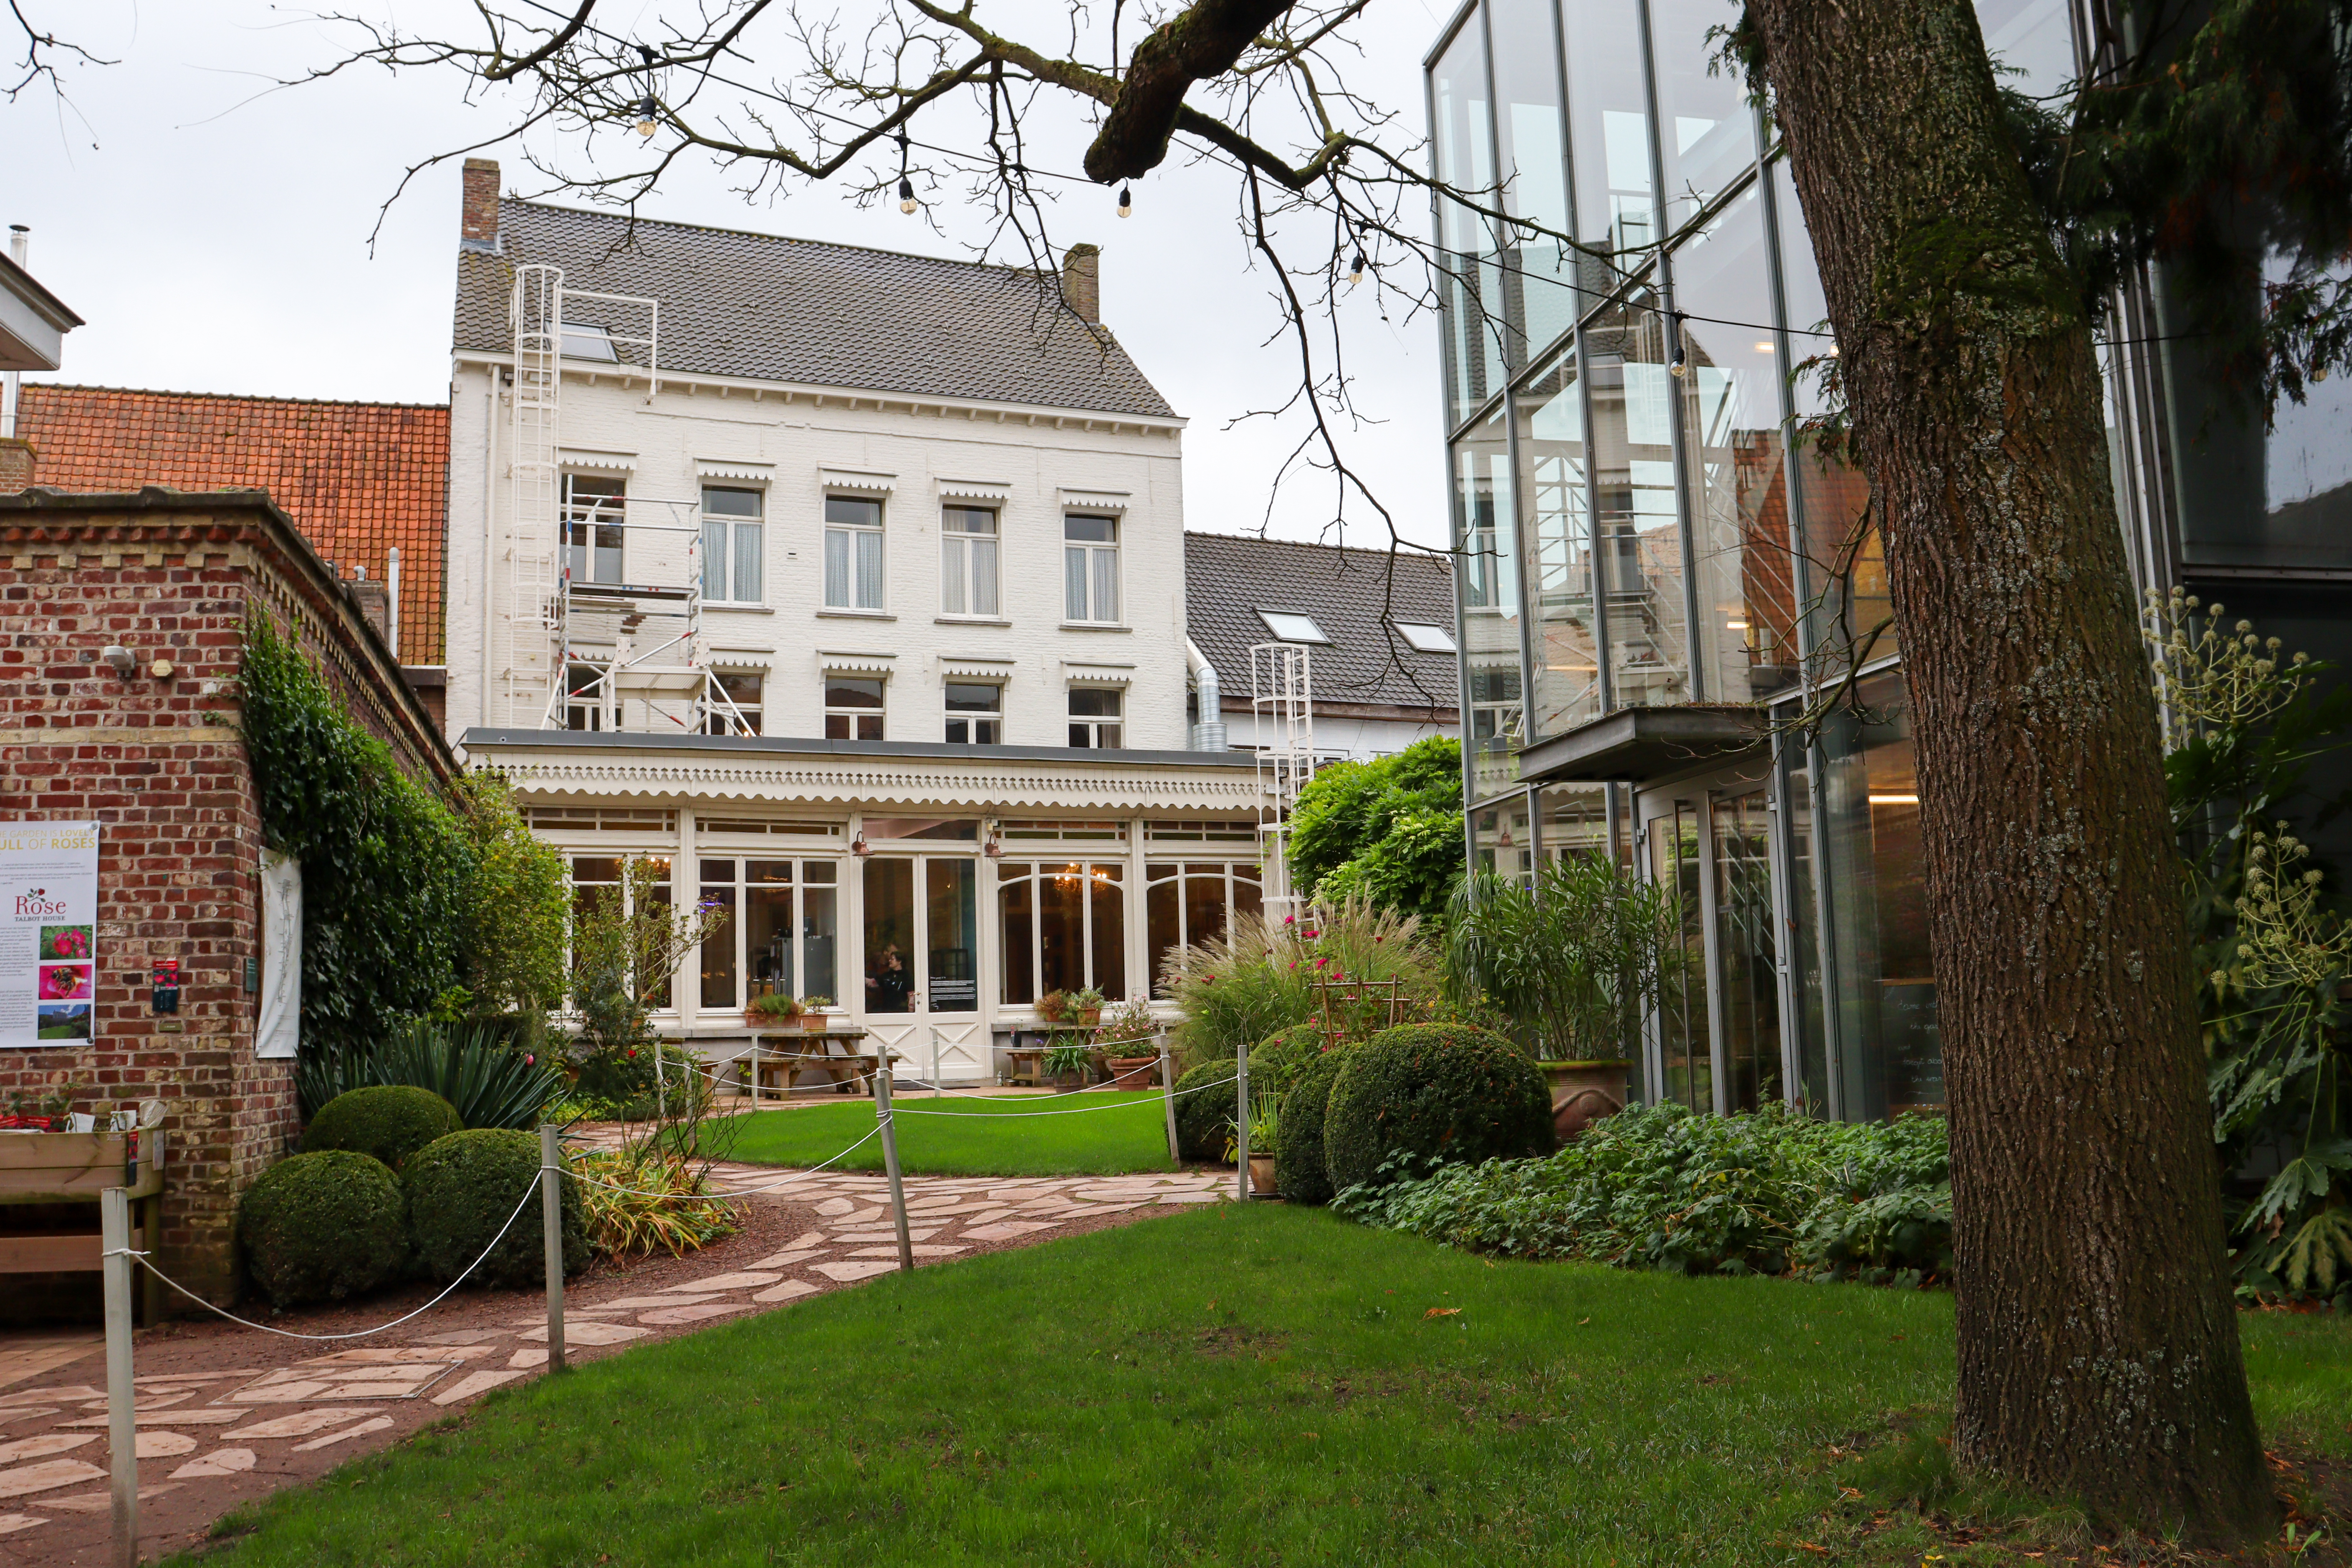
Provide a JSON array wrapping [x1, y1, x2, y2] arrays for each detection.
[[1425, 1308, 1461, 1319]]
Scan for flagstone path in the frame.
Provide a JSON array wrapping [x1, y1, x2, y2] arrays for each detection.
[[0, 1161, 1230, 1565]]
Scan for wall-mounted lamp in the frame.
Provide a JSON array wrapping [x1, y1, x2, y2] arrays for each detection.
[[850, 832, 872, 857], [102, 645, 137, 678], [982, 819, 1003, 859]]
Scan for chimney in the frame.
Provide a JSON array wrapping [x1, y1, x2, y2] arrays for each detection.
[[346, 571, 392, 649], [460, 159, 501, 250], [0, 438, 31, 491], [1061, 244, 1100, 326]]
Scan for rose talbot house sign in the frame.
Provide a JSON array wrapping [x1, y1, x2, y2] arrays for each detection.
[[2, 820, 100, 1050]]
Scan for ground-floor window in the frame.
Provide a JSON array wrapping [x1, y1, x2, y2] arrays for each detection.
[[568, 853, 674, 1010], [862, 855, 981, 1015], [697, 857, 839, 1011], [1144, 861, 1263, 997], [996, 860, 1126, 1003]]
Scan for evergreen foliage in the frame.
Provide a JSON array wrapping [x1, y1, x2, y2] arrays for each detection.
[[1274, 1041, 1359, 1206], [302, 1085, 463, 1172], [449, 770, 571, 1018], [297, 1019, 569, 1130], [1172, 1060, 1240, 1164], [237, 1150, 410, 1307], [1286, 737, 1463, 926], [403, 1129, 588, 1287], [1322, 1023, 1553, 1194]]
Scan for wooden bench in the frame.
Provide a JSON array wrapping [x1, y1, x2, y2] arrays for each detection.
[[748, 1030, 882, 1101], [0, 1129, 167, 1325]]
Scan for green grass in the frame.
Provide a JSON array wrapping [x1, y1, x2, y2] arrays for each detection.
[[713, 1090, 1180, 1176], [170, 1205, 2352, 1567]]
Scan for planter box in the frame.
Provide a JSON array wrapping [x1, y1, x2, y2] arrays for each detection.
[[1538, 1060, 1629, 1142], [1247, 1154, 1278, 1196]]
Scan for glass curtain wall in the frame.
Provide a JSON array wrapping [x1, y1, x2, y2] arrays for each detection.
[[1585, 290, 1689, 707], [1432, 15, 1506, 428], [1515, 347, 1603, 737], [1454, 399, 1526, 797]]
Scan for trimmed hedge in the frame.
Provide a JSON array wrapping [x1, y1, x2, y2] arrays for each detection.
[[403, 1129, 588, 1288], [1275, 1041, 1359, 1206], [303, 1085, 463, 1172], [1172, 1060, 1242, 1164], [1324, 1023, 1554, 1194], [238, 1151, 409, 1307]]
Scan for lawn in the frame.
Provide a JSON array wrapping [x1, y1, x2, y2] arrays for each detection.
[[712, 1089, 1180, 1176], [187, 1205, 2352, 1567]]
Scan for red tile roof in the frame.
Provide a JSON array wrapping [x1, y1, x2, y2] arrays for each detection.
[[15, 384, 449, 664]]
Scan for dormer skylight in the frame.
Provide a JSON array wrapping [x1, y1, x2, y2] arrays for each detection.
[[1256, 610, 1331, 644]]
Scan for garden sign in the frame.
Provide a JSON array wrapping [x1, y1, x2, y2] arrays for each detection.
[[2, 820, 101, 1050]]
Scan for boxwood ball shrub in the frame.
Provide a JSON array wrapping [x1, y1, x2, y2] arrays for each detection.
[[404, 1129, 588, 1288], [1173, 1060, 1241, 1164], [303, 1084, 463, 1172], [1275, 1042, 1359, 1206], [238, 1150, 409, 1308], [1324, 1023, 1554, 1195]]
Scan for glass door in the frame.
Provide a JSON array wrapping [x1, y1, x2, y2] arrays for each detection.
[[1709, 790, 1781, 1111], [1647, 801, 1711, 1112], [862, 853, 988, 1086]]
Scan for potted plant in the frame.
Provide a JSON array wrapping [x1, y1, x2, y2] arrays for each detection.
[[1042, 1040, 1096, 1091], [797, 996, 834, 1033], [1068, 987, 1107, 1028], [745, 992, 803, 1029], [1036, 990, 1070, 1025], [1095, 1000, 1160, 1088], [1226, 1091, 1280, 1194]]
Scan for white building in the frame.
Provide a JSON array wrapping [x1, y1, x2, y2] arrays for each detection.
[[442, 161, 1271, 1085]]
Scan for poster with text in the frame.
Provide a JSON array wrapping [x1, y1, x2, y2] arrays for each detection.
[[2, 821, 101, 1049]]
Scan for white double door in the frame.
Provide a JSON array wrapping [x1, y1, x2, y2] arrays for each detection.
[[859, 853, 989, 1086]]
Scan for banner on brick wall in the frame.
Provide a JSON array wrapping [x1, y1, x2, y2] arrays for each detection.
[[2, 821, 101, 1050], [257, 849, 301, 1060]]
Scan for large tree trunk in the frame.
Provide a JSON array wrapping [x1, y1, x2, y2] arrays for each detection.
[[1742, 0, 2272, 1539]]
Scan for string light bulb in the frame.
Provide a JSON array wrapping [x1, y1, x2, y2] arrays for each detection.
[[1348, 250, 1367, 288], [634, 96, 659, 138], [896, 132, 917, 214], [1117, 184, 1133, 218]]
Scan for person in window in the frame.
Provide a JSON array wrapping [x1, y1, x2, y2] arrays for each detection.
[[866, 943, 912, 1013]]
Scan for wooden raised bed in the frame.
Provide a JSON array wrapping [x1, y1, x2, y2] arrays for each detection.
[[0, 1129, 167, 1324]]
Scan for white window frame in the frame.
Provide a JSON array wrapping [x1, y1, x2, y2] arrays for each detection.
[[1067, 685, 1124, 749], [824, 495, 887, 611], [561, 473, 627, 586], [940, 506, 1002, 619], [1063, 514, 1121, 624], [694, 856, 843, 1013], [944, 680, 1003, 745], [701, 486, 766, 606], [1256, 609, 1332, 645], [709, 669, 763, 736], [824, 674, 887, 741], [1396, 621, 1459, 654]]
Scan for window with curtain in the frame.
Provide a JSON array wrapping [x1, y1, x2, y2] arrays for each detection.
[[945, 682, 1001, 744], [1067, 687, 1123, 748], [996, 861, 1126, 1004], [701, 486, 764, 603], [1063, 515, 1120, 622], [824, 675, 884, 740], [823, 495, 885, 610], [562, 474, 626, 585], [941, 506, 1001, 616]]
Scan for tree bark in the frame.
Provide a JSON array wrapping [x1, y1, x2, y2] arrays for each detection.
[[1742, 0, 2273, 1539]]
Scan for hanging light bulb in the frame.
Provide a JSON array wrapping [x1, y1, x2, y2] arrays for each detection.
[[1669, 351, 1688, 378], [2316, 364, 2332, 382], [1348, 250, 1367, 288], [634, 96, 659, 138], [899, 177, 918, 215], [1117, 184, 1133, 218]]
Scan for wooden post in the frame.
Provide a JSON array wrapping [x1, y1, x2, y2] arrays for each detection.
[[1159, 1035, 1180, 1164], [1236, 1037, 1251, 1201], [540, 1125, 566, 1373], [875, 1065, 916, 1273], [101, 1186, 137, 1568]]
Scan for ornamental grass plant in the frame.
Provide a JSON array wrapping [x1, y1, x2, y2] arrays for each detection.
[[1160, 897, 1444, 1068], [573, 1148, 740, 1260]]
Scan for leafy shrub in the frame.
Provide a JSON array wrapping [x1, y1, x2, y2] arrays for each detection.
[[1161, 897, 1447, 1068], [574, 1150, 739, 1259], [1288, 737, 1464, 926], [298, 1019, 568, 1129], [1172, 1060, 1242, 1164], [1323, 1023, 1554, 1194], [303, 1085, 462, 1172], [238, 1150, 409, 1307], [1247, 1024, 1326, 1096], [447, 770, 571, 1018], [1275, 1042, 1359, 1206], [404, 1129, 588, 1287], [1334, 1103, 1953, 1284], [571, 1038, 711, 1122], [1445, 858, 1684, 1062]]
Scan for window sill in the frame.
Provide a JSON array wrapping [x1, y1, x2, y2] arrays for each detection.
[[817, 609, 896, 621], [705, 602, 775, 614], [1059, 622, 1131, 632], [936, 616, 1013, 627]]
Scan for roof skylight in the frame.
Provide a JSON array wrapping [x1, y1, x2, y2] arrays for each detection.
[[1396, 622, 1458, 654], [561, 322, 619, 362], [1256, 610, 1331, 644]]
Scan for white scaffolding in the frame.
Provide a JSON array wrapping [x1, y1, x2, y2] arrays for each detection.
[[1251, 641, 1316, 917], [500, 265, 746, 735]]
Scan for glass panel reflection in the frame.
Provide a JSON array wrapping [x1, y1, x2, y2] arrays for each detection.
[[1537, 783, 1610, 866], [1472, 792, 1536, 886], [863, 858, 915, 1013], [1647, 0, 1759, 237], [1564, 0, 1656, 275], [1710, 788, 1780, 1111], [1650, 800, 1711, 1111], [1488, 0, 1578, 360], [1455, 404, 1525, 794], [1433, 17, 1508, 427], [1673, 181, 1801, 702], [1585, 291, 1690, 707], [1516, 346, 1602, 739]]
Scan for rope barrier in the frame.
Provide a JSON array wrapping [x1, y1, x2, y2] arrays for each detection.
[[116, 1169, 550, 1343], [568, 1124, 886, 1199], [888, 1074, 1237, 1117]]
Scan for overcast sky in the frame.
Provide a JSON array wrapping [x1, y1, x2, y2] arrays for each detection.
[[7, 1, 1452, 550]]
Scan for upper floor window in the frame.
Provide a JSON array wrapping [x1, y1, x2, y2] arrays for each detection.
[[1068, 687, 1123, 749], [565, 661, 609, 731], [702, 487, 764, 604], [825, 675, 885, 741], [560, 322, 618, 362], [945, 682, 1002, 745], [709, 671, 762, 736], [941, 507, 1001, 617], [562, 475, 626, 585], [824, 496, 885, 610], [1064, 515, 1120, 623]]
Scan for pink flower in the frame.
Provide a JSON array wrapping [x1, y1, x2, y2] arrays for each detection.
[[627, 1048, 638, 1059], [1314, 957, 1329, 970], [524, 1055, 536, 1066]]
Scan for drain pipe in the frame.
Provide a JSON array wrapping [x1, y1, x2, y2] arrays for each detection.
[[1185, 638, 1227, 752]]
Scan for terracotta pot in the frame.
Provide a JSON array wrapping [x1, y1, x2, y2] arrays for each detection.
[[1539, 1059, 1629, 1142], [1105, 1054, 1158, 1089], [1073, 1007, 1102, 1027], [1247, 1154, 1278, 1195]]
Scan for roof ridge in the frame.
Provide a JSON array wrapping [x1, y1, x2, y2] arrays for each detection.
[[1185, 528, 1454, 568], [21, 383, 449, 414], [498, 196, 1081, 286]]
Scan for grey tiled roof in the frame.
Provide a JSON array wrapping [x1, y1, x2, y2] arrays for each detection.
[[1184, 531, 1458, 715], [454, 199, 1177, 420]]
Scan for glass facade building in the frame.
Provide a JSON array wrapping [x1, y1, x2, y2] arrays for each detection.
[[1429, 0, 2352, 1119]]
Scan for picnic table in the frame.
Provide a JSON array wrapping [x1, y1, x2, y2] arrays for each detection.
[[0, 1128, 167, 1325], [747, 1027, 888, 1102], [1000, 1022, 1102, 1088]]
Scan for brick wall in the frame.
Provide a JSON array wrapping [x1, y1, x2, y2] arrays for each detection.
[[1, 489, 452, 1319]]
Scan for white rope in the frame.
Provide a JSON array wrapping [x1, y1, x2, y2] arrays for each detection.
[[569, 1123, 886, 1199], [888, 1074, 1238, 1117], [125, 1169, 549, 1342]]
